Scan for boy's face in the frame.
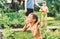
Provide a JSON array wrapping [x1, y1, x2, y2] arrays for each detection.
[[27, 14, 35, 23], [42, 3, 46, 6]]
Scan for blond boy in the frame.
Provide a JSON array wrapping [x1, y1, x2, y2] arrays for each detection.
[[22, 13, 42, 39]]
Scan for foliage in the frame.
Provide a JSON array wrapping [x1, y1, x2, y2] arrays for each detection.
[[2, 25, 12, 39], [12, 31, 33, 39], [56, 14, 60, 20], [37, 0, 60, 17], [45, 0, 60, 13], [0, 11, 60, 28], [42, 29, 60, 39], [47, 20, 60, 26], [2, 29, 60, 39], [0, 12, 26, 28]]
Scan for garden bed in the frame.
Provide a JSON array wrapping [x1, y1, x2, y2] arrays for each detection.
[[2, 29, 60, 39], [0, 12, 60, 29]]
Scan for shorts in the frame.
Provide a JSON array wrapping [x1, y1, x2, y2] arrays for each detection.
[[26, 8, 33, 16], [42, 13, 47, 17], [40, 12, 47, 20]]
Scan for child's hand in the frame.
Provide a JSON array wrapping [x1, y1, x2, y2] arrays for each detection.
[[36, 20, 40, 25], [22, 26, 27, 32], [25, 19, 29, 24], [22, 28, 24, 32]]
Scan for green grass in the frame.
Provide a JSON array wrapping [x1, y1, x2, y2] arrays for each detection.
[[10, 31, 33, 39], [48, 20, 60, 26], [6, 29, 60, 39]]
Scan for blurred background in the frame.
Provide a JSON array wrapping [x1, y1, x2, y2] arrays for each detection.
[[0, 0, 60, 39]]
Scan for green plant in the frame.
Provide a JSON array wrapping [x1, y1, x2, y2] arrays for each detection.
[[56, 14, 60, 20], [47, 20, 60, 26], [2, 29, 60, 39], [4, 12, 26, 27], [0, 12, 26, 28], [13, 31, 33, 39], [2, 25, 12, 39], [41, 29, 60, 39]]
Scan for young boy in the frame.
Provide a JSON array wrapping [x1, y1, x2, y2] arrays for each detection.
[[22, 13, 42, 39], [39, 1, 49, 28]]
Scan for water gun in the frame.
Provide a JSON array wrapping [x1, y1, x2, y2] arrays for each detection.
[[39, 9, 46, 13]]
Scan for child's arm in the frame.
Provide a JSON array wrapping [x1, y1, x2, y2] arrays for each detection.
[[22, 24, 27, 32], [46, 6, 49, 13], [34, 26, 39, 36], [34, 26, 42, 39], [24, 0, 27, 12], [23, 19, 29, 31], [34, 0, 40, 8], [34, 20, 40, 35], [22, 23, 30, 32]]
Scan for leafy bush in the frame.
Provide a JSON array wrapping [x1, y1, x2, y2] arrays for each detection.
[[12, 31, 33, 39], [47, 21, 60, 26], [2, 29, 60, 39], [42, 29, 60, 39], [2, 25, 12, 39], [56, 14, 60, 20], [0, 12, 26, 28], [6, 12, 26, 27]]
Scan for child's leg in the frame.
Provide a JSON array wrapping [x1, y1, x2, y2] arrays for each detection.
[[44, 14, 47, 28], [41, 13, 47, 28], [40, 13, 44, 28], [41, 13, 46, 28]]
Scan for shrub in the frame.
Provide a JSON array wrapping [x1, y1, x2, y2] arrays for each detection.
[[2, 29, 60, 39], [42, 30, 60, 39], [0, 12, 26, 28], [56, 14, 60, 20]]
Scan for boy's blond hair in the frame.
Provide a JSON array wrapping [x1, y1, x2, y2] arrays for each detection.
[[42, 1, 46, 4]]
